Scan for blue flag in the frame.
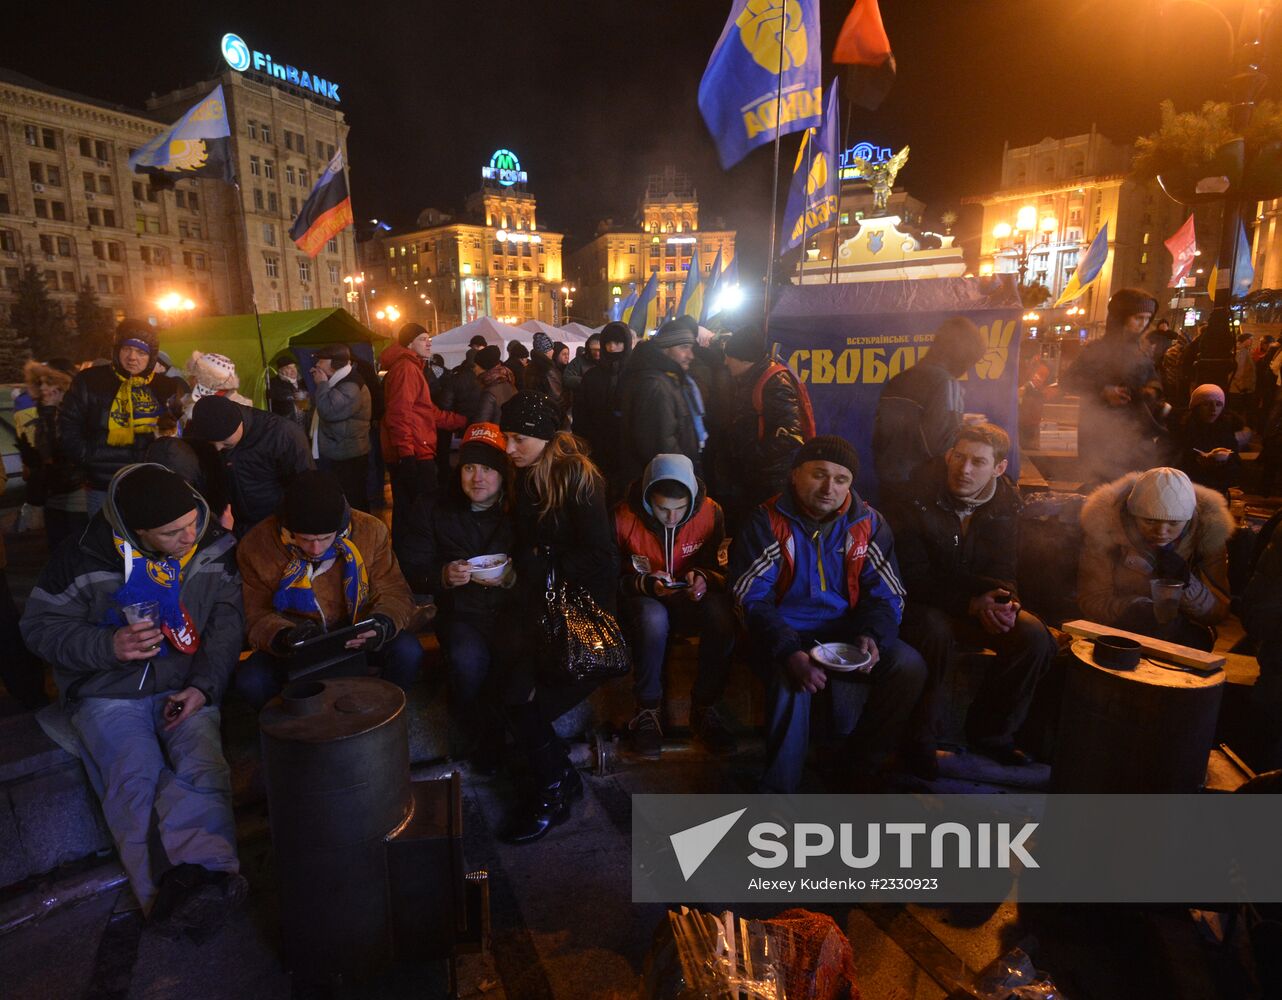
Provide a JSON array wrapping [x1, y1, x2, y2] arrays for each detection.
[[698, 0, 824, 170], [627, 272, 660, 335], [781, 80, 840, 254], [707, 255, 740, 320], [128, 85, 233, 182], [610, 284, 638, 322], [678, 248, 702, 319], [1055, 223, 1109, 307]]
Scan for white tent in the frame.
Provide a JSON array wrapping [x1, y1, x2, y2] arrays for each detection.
[[562, 322, 597, 341], [431, 317, 524, 369]]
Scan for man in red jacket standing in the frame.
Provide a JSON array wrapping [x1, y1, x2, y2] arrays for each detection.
[[380, 323, 466, 554]]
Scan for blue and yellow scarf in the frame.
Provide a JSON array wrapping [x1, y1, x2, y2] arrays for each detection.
[[109, 533, 200, 654], [106, 369, 162, 446], [272, 526, 369, 627]]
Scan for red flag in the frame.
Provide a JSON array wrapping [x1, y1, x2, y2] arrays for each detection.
[[833, 0, 896, 110], [1165, 215, 1198, 287]]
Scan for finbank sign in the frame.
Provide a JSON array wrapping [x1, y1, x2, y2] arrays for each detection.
[[220, 33, 342, 103]]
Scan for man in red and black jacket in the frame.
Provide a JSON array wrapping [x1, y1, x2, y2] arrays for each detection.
[[614, 453, 736, 759]]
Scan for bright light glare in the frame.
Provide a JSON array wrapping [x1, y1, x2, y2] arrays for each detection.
[[992, 222, 1012, 240], [715, 283, 744, 313], [1016, 205, 1037, 231]]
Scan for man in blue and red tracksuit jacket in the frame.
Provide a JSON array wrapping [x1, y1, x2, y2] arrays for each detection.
[[729, 435, 926, 793]]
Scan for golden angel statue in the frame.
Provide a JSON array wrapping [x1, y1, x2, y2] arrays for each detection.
[[852, 145, 909, 216]]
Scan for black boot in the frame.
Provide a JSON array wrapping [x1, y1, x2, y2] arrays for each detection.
[[500, 763, 584, 844]]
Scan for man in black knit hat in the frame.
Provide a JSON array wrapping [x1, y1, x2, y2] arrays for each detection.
[[185, 394, 314, 535], [21, 463, 246, 937], [728, 435, 926, 793]]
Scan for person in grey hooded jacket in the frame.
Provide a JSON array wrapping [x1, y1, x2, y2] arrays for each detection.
[[613, 453, 736, 759], [310, 343, 372, 511], [20, 463, 247, 935]]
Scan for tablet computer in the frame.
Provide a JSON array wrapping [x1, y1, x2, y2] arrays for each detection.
[[289, 618, 379, 662]]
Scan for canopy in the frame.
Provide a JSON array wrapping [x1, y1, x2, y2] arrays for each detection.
[[430, 317, 525, 368], [562, 322, 598, 340], [161, 308, 385, 406]]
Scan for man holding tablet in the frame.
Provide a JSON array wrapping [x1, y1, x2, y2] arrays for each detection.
[[236, 470, 421, 707]]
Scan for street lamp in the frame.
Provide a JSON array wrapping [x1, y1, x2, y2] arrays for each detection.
[[992, 206, 1059, 288], [343, 273, 369, 325], [155, 291, 195, 327], [419, 293, 438, 334], [555, 284, 576, 324], [374, 304, 401, 332]]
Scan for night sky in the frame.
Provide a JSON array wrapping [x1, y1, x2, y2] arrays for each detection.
[[6, 1, 1262, 285]]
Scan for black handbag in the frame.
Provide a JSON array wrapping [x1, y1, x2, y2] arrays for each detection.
[[536, 548, 631, 684]]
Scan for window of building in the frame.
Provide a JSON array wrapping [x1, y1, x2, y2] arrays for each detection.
[[3, 267, 18, 286], [34, 199, 48, 219], [315, 140, 325, 160], [325, 237, 337, 254], [0, 194, 9, 215], [99, 175, 112, 195], [250, 156, 261, 177], [39, 235, 54, 255], [254, 189, 264, 210], [265, 255, 279, 278], [298, 258, 312, 282], [264, 160, 275, 180], [261, 124, 272, 144], [188, 222, 200, 238], [0, 229, 17, 252], [24, 125, 37, 146], [267, 192, 278, 212], [248, 120, 258, 141], [1143, 232, 1151, 245], [302, 293, 314, 309], [284, 132, 294, 152], [60, 272, 75, 291], [136, 215, 159, 235], [300, 169, 309, 188], [175, 190, 186, 209], [57, 236, 71, 256], [47, 166, 62, 187], [664, 263, 675, 272], [88, 207, 102, 226], [285, 165, 295, 185], [263, 223, 276, 246], [1141, 251, 1149, 264], [289, 196, 298, 216], [84, 174, 97, 194], [273, 291, 283, 311], [187, 191, 198, 211], [328, 262, 340, 284], [97, 274, 110, 294], [79, 137, 93, 157], [111, 275, 124, 294]]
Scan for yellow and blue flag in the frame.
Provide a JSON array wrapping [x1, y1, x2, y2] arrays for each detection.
[[677, 248, 703, 319], [627, 272, 660, 335], [1206, 221, 1255, 299], [781, 80, 840, 254], [698, 0, 824, 170], [128, 85, 233, 182], [700, 248, 725, 323], [1055, 222, 1109, 307], [610, 285, 638, 323]]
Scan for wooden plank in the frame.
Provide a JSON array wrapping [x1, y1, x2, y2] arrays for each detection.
[[1062, 619, 1225, 670]]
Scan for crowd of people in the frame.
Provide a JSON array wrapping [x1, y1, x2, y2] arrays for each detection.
[[1, 290, 1280, 941]]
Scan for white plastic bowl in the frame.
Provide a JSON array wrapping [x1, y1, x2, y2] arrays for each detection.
[[809, 642, 872, 672], [467, 554, 510, 583]]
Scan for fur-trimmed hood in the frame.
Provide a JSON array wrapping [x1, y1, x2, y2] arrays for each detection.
[[1080, 470, 1235, 562]]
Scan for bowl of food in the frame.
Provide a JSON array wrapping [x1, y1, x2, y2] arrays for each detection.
[[809, 642, 872, 672], [467, 554, 511, 583]]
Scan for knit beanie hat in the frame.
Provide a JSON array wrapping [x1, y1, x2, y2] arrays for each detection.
[[792, 434, 858, 478], [1107, 288, 1158, 325], [114, 319, 158, 364], [1127, 467, 1197, 522], [500, 391, 561, 441], [651, 319, 697, 349], [469, 335, 488, 350], [553, 341, 568, 358], [272, 351, 298, 370], [476, 345, 502, 370], [398, 322, 428, 348], [186, 351, 240, 400], [280, 470, 348, 535], [532, 332, 554, 355], [725, 327, 767, 363], [113, 464, 198, 531], [1190, 383, 1226, 407], [186, 395, 245, 442], [508, 341, 529, 360], [458, 423, 509, 473], [600, 322, 631, 350]]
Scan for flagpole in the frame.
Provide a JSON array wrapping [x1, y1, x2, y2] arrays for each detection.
[[827, 98, 853, 285], [231, 180, 269, 396], [762, 16, 788, 338]]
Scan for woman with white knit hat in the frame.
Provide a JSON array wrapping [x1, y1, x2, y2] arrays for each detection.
[[1078, 466, 1235, 650]]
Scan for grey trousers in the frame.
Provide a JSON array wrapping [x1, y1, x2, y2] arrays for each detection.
[[71, 693, 239, 912]]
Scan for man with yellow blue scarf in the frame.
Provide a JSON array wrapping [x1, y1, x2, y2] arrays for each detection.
[[59, 319, 187, 515], [20, 464, 246, 939], [236, 470, 420, 707]]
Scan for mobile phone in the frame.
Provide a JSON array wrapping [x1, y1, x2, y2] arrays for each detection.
[[662, 580, 691, 590], [165, 699, 182, 719]]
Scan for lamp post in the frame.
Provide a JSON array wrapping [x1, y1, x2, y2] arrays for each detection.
[[155, 291, 195, 329], [419, 293, 438, 334], [343, 273, 369, 325], [992, 206, 1059, 293], [374, 304, 401, 336], [555, 284, 575, 325]]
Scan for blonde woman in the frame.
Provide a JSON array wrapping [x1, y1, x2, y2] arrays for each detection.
[[497, 392, 618, 843]]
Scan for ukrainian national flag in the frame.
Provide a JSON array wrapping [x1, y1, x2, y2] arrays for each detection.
[[698, 0, 824, 169], [781, 80, 840, 254], [1055, 223, 1109, 307], [611, 285, 639, 323], [677, 248, 703, 320], [291, 152, 355, 258], [700, 248, 724, 323], [129, 85, 233, 183], [627, 271, 660, 335]]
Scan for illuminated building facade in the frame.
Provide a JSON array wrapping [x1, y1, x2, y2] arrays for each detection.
[[568, 167, 736, 326], [358, 149, 564, 332]]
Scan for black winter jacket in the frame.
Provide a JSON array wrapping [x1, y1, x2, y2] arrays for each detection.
[[619, 341, 701, 486], [439, 365, 486, 425], [400, 490, 517, 620], [575, 355, 627, 488], [219, 405, 315, 534], [722, 360, 807, 511], [17, 404, 84, 503], [872, 361, 963, 495], [884, 461, 1021, 620], [513, 467, 618, 615], [59, 363, 188, 490]]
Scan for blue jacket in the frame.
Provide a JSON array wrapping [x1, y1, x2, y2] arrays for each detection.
[[729, 488, 905, 661]]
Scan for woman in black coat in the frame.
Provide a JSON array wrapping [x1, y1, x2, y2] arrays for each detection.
[[498, 392, 619, 843]]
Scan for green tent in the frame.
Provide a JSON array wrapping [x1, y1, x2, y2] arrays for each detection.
[[159, 308, 388, 406]]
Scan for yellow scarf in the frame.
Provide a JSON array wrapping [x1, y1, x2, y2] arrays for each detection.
[[106, 370, 161, 446]]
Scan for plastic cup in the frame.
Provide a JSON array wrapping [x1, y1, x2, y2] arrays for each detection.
[[1150, 579, 1184, 625], [121, 600, 160, 628]]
